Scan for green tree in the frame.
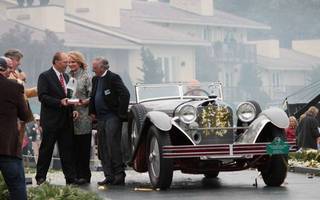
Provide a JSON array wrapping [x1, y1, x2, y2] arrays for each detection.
[[138, 47, 163, 83], [195, 47, 219, 82], [238, 64, 270, 108], [0, 25, 65, 87], [121, 70, 134, 100], [38, 30, 65, 69]]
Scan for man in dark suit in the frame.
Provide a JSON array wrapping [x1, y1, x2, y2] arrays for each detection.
[[89, 57, 130, 185], [35, 52, 78, 185], [0, 57, 28, 200]]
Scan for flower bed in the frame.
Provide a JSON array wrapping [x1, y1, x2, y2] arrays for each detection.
[[288, 149, 320, 176]]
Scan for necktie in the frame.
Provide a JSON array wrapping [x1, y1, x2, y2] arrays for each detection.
[[59, 73, 66, 95]]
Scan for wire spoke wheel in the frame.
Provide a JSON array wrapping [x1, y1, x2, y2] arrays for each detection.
[[147, 125, 173, 190], [131, 119, 138, 153], [149, 137, 160, 177]]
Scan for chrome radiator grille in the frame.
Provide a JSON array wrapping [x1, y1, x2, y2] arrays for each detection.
[[194, 103, 233, 144]]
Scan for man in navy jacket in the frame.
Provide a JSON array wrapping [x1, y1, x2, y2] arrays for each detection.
[[89, 57, 130, 185]]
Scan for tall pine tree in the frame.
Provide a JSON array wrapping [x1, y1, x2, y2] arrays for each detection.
[[238, 64, 270, 108], [138, 47, 163, 84], [195, 47, 219, 82]]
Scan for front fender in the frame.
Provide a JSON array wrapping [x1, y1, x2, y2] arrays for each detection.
[[145, 111, 172, 131], [236, 107, 289, 144], [260, 107, 289, 128], [130, 111, 172, 171]]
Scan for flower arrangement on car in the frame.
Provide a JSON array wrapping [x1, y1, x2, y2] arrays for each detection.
[[198, 103, 231, 136]]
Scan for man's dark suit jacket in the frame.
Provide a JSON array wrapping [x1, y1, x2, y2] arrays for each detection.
[[89, 70, 130, 121], [0, 75, 28, 158], [37, 68, 73, 130]]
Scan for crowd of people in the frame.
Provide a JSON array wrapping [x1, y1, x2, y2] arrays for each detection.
[[286, 106, 320, 150], [0, 49, 129, 199]]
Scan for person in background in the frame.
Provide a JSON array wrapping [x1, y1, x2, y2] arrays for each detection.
[[185, 79, 202, 96], [295, 113, 306, 146], [25, 114, 42, 163], [4, 49, 37, 100], [17, 0, 50, 7], [4, 49, 37, 156], [67, 51, 92, 185], [297, 106, 320, 150], [35, 52, 79, 185], [0, 57, 28, 200], [285, 116, 298, 141], [17, 0, 33, 7], [299, 113, 306, 122], [89, 57, 130, 186]]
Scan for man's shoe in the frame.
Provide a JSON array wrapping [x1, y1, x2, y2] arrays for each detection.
[[76, 178, 89, 185], [36, 178, 46, 185], [97, 177, 114, 186], [66, 178, 78, 185], [112, 173, 125, 185]]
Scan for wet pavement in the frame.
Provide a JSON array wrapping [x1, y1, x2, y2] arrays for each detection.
[[26, 169, 320, 200]]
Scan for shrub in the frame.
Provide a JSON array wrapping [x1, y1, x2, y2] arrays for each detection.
[[0, 174, 9, 200], [0, 174, 102, 200], [28, 183, 102, 200]]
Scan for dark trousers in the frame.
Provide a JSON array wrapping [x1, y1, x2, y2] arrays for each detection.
[[0, 156, 27, 200], [36, 125, 76, 182], [74, 133, 92, 181], [97, 115, 124, 178]]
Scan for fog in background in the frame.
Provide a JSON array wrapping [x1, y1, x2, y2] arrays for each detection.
[[1, 0, 320, 113]]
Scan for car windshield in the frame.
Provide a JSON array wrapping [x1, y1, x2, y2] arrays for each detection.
[[135, 82, 223, 103]]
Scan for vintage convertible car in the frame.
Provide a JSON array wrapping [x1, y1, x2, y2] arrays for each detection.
[[123, 82, 296, 189]]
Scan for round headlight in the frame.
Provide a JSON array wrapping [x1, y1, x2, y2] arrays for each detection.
[[236, 102, 256, 122], [179, 105, 197, 124]]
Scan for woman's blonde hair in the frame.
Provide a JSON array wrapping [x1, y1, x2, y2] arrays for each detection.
[[288, 116, 298, 128], [306, 106, 319, 117], [68, 51, 87, 69], [299, 113, 306, 122]]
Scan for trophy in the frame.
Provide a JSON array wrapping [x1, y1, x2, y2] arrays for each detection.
[[66, 77, 79, 104]]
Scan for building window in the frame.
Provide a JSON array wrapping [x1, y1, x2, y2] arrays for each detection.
[[225, 72, 233, 87], [163, 57, 170, 82], [157, 56, 182, 82], [158, 57, 172, 82], [225, 73, 229, 87], [203, 26, 212, 41], [272, 72, 280, 87]]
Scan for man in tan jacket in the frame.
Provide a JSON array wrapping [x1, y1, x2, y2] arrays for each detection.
[[4, 49, 37, 152]]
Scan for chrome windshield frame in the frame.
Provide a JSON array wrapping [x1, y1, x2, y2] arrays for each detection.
[[135, 82, 223, 103]]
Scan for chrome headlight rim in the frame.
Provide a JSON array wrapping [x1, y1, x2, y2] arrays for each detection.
[[178, 105, 197, 124], [236, 101, 256, 122]]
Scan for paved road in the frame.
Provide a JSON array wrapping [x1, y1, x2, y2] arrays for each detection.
[[40, 169, 319, 200]]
